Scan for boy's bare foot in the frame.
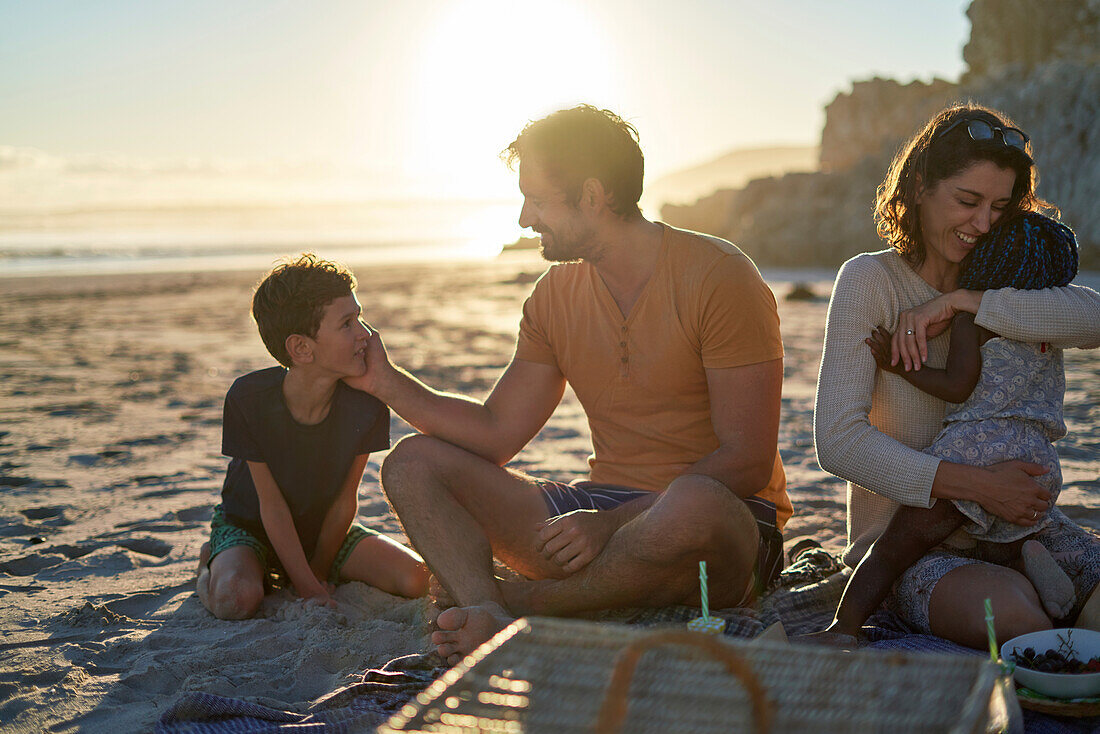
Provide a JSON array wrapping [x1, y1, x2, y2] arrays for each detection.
[[431, 602, 513, 666], [196, 542, 211, 577], [1021, 539, 1076, 619]]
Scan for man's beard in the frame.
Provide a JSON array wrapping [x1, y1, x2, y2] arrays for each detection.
[[537, 228, 594, 263]]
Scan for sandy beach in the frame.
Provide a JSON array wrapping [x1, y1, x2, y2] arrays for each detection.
[[2, 252, 1098, 732]]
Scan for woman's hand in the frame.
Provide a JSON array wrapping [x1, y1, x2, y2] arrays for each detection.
[[892, 290, 983, 371], [893, 295, 956, 371], [969, 461, 1051, 526]]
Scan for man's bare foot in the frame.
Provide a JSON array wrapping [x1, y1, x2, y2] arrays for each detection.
[[425, 574, 456, 627], [431, 602, 513, 666], [1021, 539, 1076, 619], [498, 577, 550, 617]]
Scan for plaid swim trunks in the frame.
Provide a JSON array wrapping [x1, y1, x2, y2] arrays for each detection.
[[207, 505, 379, 585], [537, 479, 784, 598]]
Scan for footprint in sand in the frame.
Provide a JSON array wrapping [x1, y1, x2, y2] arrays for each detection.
[[26, 439, 72, 452], [137, 487, 184, 499], [115, 435, 175, 448], [0, 552, 70, 576], [68, 455, 103, 467], [132, 471, 187, 487], [19, 506, 68, 522], [2, 477, 70, 490], [47, 544, 99, 560], [115, 538, 172, 558], [0, 519, 45, 539], [174, 506, 213, 523]]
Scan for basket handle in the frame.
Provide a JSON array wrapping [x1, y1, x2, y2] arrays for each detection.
[[596, 630, 773, 734]]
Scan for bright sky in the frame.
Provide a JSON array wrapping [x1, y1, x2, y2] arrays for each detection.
[[0, 0, 970, 201]]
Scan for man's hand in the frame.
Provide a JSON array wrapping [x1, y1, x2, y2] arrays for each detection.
[[536, 510, 618, 574], [342, 328, 398, 397], [971, 461, 1051, 526], [865, 327, 904, 374]]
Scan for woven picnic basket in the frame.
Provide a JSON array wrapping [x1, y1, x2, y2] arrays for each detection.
[[381, 616, 1001, 733]]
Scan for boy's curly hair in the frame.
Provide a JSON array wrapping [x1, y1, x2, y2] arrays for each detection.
[[251, 253, 357, 367]]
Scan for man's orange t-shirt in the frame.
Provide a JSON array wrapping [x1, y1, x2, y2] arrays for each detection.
[[516, 224, 791, 530]]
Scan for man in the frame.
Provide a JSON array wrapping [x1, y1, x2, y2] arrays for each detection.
[[349, 105, 790, 664]]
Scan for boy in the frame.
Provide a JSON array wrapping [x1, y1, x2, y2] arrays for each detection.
[[197, 253, 428, 620]]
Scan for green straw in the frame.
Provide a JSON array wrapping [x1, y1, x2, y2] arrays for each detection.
[[984, 598, 997, 662], [699, 561, 710, 622]]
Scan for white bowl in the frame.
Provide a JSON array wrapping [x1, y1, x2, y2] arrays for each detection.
[[1001, 628, 1100, 699]]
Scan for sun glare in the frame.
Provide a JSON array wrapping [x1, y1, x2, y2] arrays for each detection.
[[409, 0, 616, 198]]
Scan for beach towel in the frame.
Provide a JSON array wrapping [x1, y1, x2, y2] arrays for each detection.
[[157, 549, 1097, 733], [156, 653, 443, 734]]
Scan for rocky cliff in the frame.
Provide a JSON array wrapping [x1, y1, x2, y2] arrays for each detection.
[[664, 0, 1100, 268]]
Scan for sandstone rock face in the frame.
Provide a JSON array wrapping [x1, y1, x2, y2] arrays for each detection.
[[966, 62, 1100, 257], [663, 0, 1099, 268], [663, 163, 881, 268], [820, 78, 958, 173], [963, 0, 1100, 79]]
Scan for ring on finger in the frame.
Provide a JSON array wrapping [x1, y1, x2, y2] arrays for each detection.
[[1032, 509, 1039, 519], [905, 329, 915, 336]]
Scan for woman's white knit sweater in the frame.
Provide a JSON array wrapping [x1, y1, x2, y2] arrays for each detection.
[[814, 249, 1100, 565]]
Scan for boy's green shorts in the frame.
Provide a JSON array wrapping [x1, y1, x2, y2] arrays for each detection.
[[207, 505, 380, 585]]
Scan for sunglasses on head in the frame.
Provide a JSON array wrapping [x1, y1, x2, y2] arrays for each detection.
[[934, 117, 1031, 154]]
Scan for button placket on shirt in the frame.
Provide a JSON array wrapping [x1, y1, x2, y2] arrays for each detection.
[[619, 324, 629, 377]]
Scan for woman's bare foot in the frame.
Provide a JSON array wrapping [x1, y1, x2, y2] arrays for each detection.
[[1021, 539, 1076, 620], [1077, 583, 1100, 631], [431, 602, 513, 666]]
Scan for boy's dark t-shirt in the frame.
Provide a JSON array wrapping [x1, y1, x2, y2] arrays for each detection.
[[220, 367, 390, 557]]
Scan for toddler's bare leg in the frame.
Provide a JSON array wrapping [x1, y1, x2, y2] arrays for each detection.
[[1020, 539, 1075, 620], [828, 500, 966, 638]]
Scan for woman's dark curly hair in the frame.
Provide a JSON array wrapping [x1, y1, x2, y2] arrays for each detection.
[[874, 103, 1056, 267]]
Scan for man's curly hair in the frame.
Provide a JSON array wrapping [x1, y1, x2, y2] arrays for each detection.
[[504, 104, 644, 219]]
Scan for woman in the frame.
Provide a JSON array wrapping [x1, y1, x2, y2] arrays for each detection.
[[814, 103, 1100, 648]]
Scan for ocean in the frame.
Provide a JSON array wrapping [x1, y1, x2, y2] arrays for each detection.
[[0, 199, 524, 278]]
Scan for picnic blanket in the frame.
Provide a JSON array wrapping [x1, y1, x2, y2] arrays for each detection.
[[157, 549, 1098, 733]]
